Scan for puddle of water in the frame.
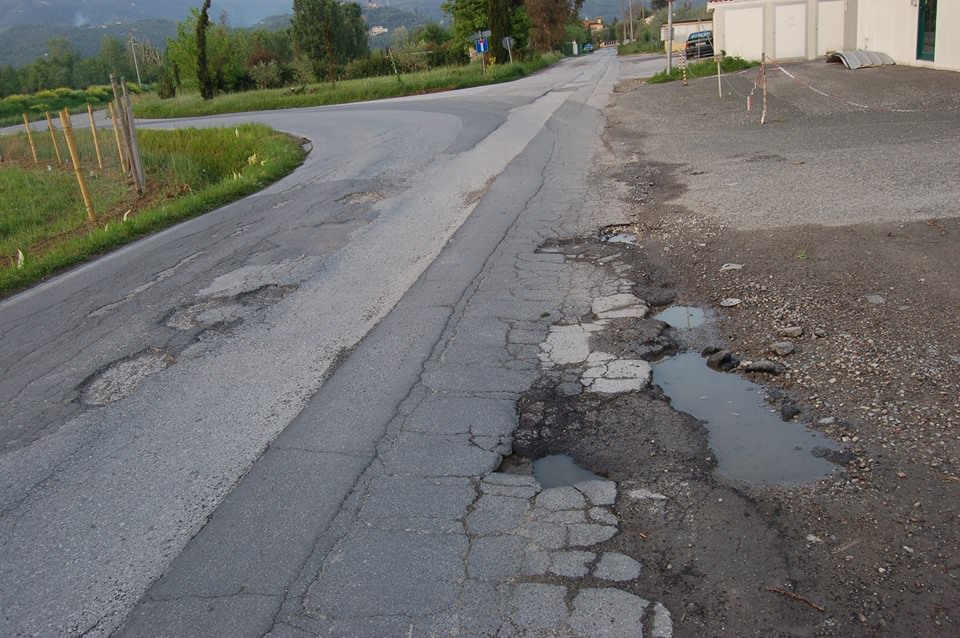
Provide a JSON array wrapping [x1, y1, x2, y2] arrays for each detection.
[[654, 306, 705, 329], [533, 454, 604, 489], [654, 353, 838, 485]]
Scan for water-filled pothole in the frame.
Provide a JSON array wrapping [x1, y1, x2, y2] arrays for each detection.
[[654, 352, 838, 485], [653, 306, 705, 329], [533, 454, 605, 489]]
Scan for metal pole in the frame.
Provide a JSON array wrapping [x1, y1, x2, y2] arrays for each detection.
[[667, 0, 674, 74], [627, 0, 634, 42]]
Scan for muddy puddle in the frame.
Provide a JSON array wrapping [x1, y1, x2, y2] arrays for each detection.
[[653, 306, 705, 330], [654, 352, 838, 485], [533, 454, 605, 489]]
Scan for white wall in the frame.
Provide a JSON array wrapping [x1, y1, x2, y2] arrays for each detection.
[[859, 0, 960, 71], [817, 0, 844, 55]]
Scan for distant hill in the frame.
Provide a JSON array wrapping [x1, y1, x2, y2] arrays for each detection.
[[0, 19, 177, 68]]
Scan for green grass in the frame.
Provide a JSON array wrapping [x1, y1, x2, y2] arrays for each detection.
[[647, 56, 757, 84], [0, 124, 304, 297], [0, 85, 142, 128], [617, 41, 664, 55], [134, 56, 560, 119]]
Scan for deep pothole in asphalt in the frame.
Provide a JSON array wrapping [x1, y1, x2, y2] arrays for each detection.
[[521, 232, 846, 487], [78, 347, 174, 406]]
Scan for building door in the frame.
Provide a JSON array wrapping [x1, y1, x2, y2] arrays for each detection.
[[917, 0, 937, 61]]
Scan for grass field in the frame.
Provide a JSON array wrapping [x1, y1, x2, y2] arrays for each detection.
[[0, 124, 305, 297], [134, 56, 559, 119]]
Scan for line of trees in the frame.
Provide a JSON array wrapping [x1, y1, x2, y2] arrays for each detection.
[[1, 0, 624, 102]]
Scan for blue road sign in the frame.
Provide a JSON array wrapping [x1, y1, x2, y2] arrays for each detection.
[[476, 38, 488, 53]]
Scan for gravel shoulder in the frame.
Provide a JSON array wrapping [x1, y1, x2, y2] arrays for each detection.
[[521, 60, 960, 635]]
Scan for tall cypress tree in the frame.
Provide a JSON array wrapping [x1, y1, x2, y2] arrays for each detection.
[[489, 0, 512, 64], [196, 0, 214, 99]]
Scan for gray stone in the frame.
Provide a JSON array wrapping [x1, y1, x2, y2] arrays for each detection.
[[779, 326, 804, 338], [864, 294, 886, 304], [510, 583, 569, 630], [550, 550, 595, 577], [569, 588, 649, 638], [650, 602, 674, 638], [467, 495, 530, 535], [706, 349, 739, 371], [593, 552, 643, 582], [568, 523, 618, 547], [575, 480, 617, 506], [770, 341, 796, 356], [535, 486, 586, 511], [742, 359, 786, 375]]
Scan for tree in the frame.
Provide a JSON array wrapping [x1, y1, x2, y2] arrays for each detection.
[[196, 0, 214, 99], [441, 0, 487, 50], [292, 0, 367, 83], [488, 0, 512, 63], [524, 0, 582, 52]]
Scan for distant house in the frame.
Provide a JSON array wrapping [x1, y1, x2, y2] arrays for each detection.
[[707, 0, 958, 71], [368, 25, 389, 37], [583, 18, 605, 37], [660, 19, 713, 54]]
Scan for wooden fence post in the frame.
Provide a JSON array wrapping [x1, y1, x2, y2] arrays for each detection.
[[121, 79, 146, 195], [107, 101, 128, 172], [59, 110, 97, 223], [87, 104, 104, 169], [22, 113, 39, 164], [45, 112, 64, 166]]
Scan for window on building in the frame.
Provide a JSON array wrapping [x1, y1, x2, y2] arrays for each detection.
[[917, 0, 937, 61]]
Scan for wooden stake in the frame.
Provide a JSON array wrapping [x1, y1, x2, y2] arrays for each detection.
[[107, 101, 127, 173], [21, 114, 39, 164], [45, 112, 64, 166], [59, 110, 96, 223], [87, 104, 104, 169], [121, 79, 146, 195]]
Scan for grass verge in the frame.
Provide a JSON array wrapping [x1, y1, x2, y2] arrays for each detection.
[[134, 56, 559, 119], [617, 41, 664, 55], [647, 56, 756, 84], [0, 124, 305, 298]]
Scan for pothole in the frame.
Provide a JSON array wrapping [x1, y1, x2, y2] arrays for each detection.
[[599, 224, 638, 244], [165, 284, 297, 330], [79, 348, 174, 406], [533, 454, 605, 489], [653, 352, 839, 485]]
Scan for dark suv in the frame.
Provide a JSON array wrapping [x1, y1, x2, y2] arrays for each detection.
[[684, 30, 714, 59]]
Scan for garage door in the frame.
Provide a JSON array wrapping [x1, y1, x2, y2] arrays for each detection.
[[775, 3, 807, 59], [725, 6, 764, 60]]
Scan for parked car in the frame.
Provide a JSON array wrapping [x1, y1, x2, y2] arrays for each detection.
[[684, 30, 714, 59], [583, 43, 594, 53]]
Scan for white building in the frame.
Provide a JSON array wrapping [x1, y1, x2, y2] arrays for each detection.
[[707, 0, 958, 71]]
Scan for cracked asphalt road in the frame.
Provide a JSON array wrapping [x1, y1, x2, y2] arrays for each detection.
[[0, 51, 674, 637]]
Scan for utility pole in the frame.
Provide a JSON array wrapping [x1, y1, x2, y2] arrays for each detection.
[[666, 0, 674, 73], [128, 35, 142, 86], [627, 0, 634, 42]]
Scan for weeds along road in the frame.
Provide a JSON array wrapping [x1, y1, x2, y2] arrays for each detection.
[[0, 50, 664, 637]]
